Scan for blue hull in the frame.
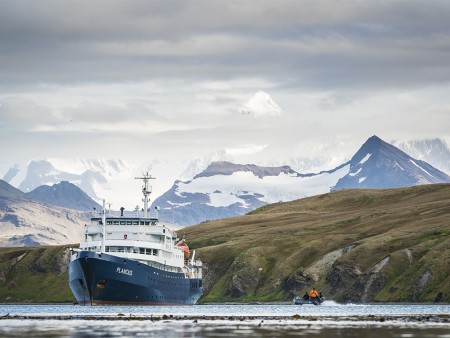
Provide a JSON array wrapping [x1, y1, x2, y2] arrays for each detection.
[[69, 251, 203, 305]]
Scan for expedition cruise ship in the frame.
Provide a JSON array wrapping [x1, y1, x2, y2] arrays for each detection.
[[68, 174, 203, 305]]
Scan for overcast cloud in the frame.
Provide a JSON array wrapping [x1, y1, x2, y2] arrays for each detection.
[[1, 0, 450, 194]]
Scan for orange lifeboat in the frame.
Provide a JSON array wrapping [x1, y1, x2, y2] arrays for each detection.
[[176, 239, 190, 259]]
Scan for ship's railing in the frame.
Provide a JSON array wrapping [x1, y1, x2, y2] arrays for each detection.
[[184, 259, 203, 279], [85, 224, 167, 237], [81, 240, 168, 251], [79, 240, 185, 269]]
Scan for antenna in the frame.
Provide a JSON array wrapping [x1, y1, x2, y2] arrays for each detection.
[[135, 172, 156, 218], [101, 199, 107, 253]]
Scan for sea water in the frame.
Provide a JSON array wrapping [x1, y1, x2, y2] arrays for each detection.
[[0, 302, 449, 337]]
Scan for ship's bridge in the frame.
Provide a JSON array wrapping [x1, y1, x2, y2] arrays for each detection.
[[80, 217, 186, 272]]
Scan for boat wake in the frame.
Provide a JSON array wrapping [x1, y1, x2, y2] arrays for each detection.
[[320, 300, 340, 306]]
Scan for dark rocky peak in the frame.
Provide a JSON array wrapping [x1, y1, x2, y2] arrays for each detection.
[[27, 181, 101, 211], [0, 179, 29, 203], [333, 135, 450, 190], [349, 135, 403, 166], [194, 161, 298, 179]]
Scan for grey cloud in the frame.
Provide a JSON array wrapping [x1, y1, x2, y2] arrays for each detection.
[[64, 100, 165, 124], [0, 97, 57, 127], [1, 1, 450, 90], [0, 96, 169, 134]]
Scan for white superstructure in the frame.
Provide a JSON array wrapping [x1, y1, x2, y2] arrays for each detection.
[[78, 174, 202, 279]]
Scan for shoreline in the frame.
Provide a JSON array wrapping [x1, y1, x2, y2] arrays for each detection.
[[1, 314, 449, 323], [1, 301, 449, 306]]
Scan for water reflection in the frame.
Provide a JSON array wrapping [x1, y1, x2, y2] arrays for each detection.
[[0, 303, 449, 338], [1, 319, 449, 338], [1, 302, 449, 317]]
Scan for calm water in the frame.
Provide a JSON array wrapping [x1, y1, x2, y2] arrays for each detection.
[[0, 302, 449, 337]]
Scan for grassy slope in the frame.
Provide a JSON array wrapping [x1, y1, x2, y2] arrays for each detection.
[[182, 184, 450, 303], [0, 184, 449, 303], [0, 245, 75, 303]]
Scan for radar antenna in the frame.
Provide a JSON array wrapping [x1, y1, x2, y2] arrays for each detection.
[[135, 172, 155, 218]]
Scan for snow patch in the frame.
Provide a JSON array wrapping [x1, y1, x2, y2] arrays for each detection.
[[209, 192, 246, 208], [409, 159, 433, 177], [394, 162, 405, 171], [348, 168, 362, 177], [359, 153, 371, 165], [167, 201, 192, 207]]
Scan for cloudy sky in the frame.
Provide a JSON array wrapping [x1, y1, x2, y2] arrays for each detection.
[[1, 0, 450, 196]]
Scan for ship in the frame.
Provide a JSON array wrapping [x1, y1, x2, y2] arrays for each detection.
[[68, 174, 203, 305]]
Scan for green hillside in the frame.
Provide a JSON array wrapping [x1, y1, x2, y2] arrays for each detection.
[[182, 184, 450, 303], [0, 245, 74, 303], [0, 184, 449, 303]]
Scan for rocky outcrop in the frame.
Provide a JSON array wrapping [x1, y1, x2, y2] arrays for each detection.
[[410, 270, 432, 301], [284, 270, 315, 298], [305, 245, 355, 280], [326, 262, 362, 300], [325, 256, 391, 302], [361, 256, 390, 302], [284, 245, 356, 298], [227, 251, 266, 298]]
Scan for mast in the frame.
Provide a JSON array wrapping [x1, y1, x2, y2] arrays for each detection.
[[135, 173, 155, 218], [101, 199, 106, 253]]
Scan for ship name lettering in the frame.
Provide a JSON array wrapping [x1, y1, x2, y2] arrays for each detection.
[[116, 267, 133, 276]]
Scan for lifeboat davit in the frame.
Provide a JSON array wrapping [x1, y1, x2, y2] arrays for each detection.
[[176, 239, 190, 259]]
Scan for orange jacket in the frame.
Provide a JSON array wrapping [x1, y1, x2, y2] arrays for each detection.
[[309, 290, 319, 297]]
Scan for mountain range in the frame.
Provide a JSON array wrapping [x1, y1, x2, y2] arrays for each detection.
[[152, 136, 450, 225], [395, 138, 450, 175], [1, 135, 450, 245], [0, 180, 87, 247]]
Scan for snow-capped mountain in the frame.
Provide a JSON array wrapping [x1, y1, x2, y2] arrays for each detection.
[[152, 161, 350, 226], [333, 136, 450, 190], [0, 179, 86, 246], [394, 138, 450, 175], [16, 160, 106, 198], [239, 91, 282, 117], [0, 158, 141, 209], [179, 150, 231, 181], [27, 181, 102, 212], [152, 136, 450, 226]]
